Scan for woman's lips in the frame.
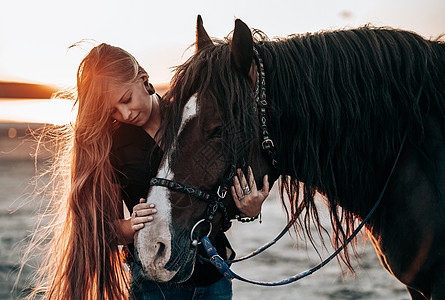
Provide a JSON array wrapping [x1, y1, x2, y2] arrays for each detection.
[[130, 112, 140, 124]]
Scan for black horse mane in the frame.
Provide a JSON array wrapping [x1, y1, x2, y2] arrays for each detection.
[[159, 25, 445, 268]]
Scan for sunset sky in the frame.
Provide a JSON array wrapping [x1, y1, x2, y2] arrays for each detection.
[[1, 0, 444, 88]]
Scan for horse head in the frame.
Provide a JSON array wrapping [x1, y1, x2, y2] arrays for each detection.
[[134, 16, 276, 282]]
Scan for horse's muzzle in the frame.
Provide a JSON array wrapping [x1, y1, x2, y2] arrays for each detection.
[[134, 215, 177, 282]]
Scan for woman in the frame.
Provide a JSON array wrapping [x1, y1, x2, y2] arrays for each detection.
[[30, 43, 269, 299]]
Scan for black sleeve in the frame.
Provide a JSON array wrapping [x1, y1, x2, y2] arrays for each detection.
[[110, 123, 163, 212], [120, 183, 150, 213]]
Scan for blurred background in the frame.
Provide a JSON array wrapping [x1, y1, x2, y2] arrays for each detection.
[[1, 0, 444, 299]]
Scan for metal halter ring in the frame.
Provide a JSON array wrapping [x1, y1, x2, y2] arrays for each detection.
[[190, 219, 213, 247]]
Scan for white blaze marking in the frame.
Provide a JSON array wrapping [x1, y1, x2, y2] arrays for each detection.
[[178, 95, 198, 135], [136, 95, 198, 280], [149, 95, 198, 220]]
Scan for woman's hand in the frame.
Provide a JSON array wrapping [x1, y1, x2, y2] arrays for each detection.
[[118, 198, 157, 244], [131, 198, 157, 231], [230, 166, 269, 218]]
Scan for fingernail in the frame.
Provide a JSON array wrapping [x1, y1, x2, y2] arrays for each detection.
[[148, 216, 153, 221], [150, 204, 155, 208], [152, 209, 157, 213]]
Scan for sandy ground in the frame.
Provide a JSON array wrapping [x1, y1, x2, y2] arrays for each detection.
[[0, 123, 410, 299]]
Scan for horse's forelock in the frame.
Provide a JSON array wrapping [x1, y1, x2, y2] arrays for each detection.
[[160, 42, 260, 168]]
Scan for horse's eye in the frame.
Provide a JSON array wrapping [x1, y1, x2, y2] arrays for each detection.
[[207, 127, 222, 140]]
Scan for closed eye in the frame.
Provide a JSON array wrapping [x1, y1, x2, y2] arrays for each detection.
[[207, 127, 222, 140]]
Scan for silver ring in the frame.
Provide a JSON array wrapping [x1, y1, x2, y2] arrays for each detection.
[[133, 211, 137, 218], [238, 195, 245, 201], [190, 219, 212, 245], [243, 186, 251, 195]]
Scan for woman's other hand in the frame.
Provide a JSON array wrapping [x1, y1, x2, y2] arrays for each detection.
[[231, 166, 269, 218]]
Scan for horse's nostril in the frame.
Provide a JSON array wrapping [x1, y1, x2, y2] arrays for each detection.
[[153, 242, 167, 268], [156, 242, 166, 258]]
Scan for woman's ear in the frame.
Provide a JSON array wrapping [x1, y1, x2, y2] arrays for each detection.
[[143, 76, 156, 95]]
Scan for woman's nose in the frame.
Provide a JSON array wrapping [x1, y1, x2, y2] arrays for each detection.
[[118, 106, 131, 121]]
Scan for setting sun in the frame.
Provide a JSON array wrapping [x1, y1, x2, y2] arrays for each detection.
[[1, 0, 443, 124], [0, 99, 77, 125]]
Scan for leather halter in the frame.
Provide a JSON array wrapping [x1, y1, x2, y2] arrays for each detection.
[[149, 46, 277, 243], [146, 45, 412, 286]]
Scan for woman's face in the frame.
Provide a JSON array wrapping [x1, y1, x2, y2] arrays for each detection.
[[108, 77, 157, 129]]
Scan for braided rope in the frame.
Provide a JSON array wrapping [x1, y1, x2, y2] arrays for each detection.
[[202, 133, 407, 286]]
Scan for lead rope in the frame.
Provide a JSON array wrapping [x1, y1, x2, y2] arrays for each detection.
[[202, 133, 407, 286]]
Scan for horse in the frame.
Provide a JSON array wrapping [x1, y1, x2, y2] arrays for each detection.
[[134, 16, 445, 299]]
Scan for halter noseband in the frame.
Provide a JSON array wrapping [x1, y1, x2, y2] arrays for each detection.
[[150, 164, 236, 246]]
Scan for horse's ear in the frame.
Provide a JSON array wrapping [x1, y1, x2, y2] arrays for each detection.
[[231, 19, 253, 78], [196, 15, 213, 52]]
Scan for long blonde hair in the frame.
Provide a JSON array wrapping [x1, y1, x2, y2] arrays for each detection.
[[29, 43, 148, 299]]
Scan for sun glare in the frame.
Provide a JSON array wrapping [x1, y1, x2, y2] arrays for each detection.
[[0, 99, 77, 125]]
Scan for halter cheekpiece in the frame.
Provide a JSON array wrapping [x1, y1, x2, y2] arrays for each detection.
[[253, 47, 279, 168]]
